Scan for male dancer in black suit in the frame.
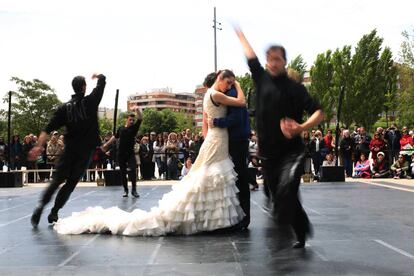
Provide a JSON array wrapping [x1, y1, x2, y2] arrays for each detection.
[[205, 74, 252, 230], [235, 28, 324, 248], [30, 73, 106, 227], [102, 107, 142, 197]]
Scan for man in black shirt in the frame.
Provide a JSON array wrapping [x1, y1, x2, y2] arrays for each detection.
[[30, 73, 106, 227], [103, 108, 142, 197], [236, 28, 324, 248]]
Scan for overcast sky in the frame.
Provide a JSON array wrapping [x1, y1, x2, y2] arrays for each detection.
[[1, 0, 413, 111]]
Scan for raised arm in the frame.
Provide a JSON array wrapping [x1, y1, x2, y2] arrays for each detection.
[[89, 73, 106, 105], [234, 27, 257, 60], [102, 135, 116, 151], [234, 27, 264, 83], [130, 106, 143, 135], [212, 81, 246, 107]]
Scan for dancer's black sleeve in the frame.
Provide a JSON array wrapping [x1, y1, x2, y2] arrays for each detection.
[[247, 57, 265, 86], [44, 105, 66, 133], [89, 74, 106, 106], [130, 119, 142, 136], [298, 84, 322, 114]]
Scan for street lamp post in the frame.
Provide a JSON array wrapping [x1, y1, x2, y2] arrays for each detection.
[[7, 91, 11, 172], [213, 7, 222, 72]]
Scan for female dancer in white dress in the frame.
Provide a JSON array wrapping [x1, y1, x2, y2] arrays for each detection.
[[54, 70, 247, 236]]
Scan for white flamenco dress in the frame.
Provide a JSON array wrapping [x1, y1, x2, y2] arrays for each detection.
[[54, 88, 245, 236]]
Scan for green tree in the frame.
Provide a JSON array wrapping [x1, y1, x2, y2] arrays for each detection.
[[236, 73, 256, 130], [236, 73, 254, 96], [378, 47, 398, 128], [0, 110, 7, 139], [139, 108, 163, 135], [174, 111, 194, 133], [160, 109, 177, 133], [99, 117, 114, 136], [397, 29, 414, 126], [397, 85, 414, 126], [331, 46, 354, 128], [309, 50, 335, 129], [288, 54, 307, 82], [6, 77, 61, 136], [351, 30, 395, 132], [399, 30, 414, 67]]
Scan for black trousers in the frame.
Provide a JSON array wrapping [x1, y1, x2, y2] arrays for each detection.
[[39, 149, 93, 214], [263, 150, 311, 241], [229, 140, 250, 224], [118, 153, 137, 192]]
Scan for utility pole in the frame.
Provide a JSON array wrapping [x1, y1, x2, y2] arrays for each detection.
[[213, 7, 222, 72]]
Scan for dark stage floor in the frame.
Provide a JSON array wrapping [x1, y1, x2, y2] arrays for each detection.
[[1, 180, 414, 275]]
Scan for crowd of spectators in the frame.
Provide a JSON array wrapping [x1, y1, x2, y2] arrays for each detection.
[[303, 124, 414, 180], [2, 124, 413, 183], [0, 129, 204, 183]]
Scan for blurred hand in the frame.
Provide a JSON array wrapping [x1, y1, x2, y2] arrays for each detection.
[[28, 146, 43, 161], [208, 117, 214, 129], [91, 73, 99, 79], [280, 117, 302, 139], [135, 106, 142, 120]]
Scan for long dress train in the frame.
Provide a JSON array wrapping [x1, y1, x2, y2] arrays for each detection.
[[54, 88, 245, 236]]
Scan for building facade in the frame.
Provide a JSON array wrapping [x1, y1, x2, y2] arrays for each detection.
[[193, 85, 207, 128], [98, 107, 120, 120], [127, 88, 199, 126]]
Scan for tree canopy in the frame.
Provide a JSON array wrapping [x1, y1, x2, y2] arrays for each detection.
[[4, 77, 62, 136]]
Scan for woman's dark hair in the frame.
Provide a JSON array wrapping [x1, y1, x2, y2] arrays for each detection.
[[155, 136, 164, 146], [203, 69, 235, 88], [218, 69, 235, 80], [203, 72, 216, 88], [12, 135, 20, 144], [72, 76, 86, 94]]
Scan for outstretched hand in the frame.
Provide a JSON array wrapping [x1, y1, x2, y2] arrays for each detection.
[[280, 118, 303, 139], [91, 73, 99, 79], [28, 146, 43, 161], [134, 106, 142, 120]]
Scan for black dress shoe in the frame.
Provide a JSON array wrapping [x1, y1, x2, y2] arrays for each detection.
[[123, 191, 128, 197], [131, 191, 140, 198], [31, 206, 43, 228], [292, 241, 305, 249], [48, 212, 58, 224]]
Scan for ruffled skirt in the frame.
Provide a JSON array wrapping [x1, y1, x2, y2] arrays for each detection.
[[54, 158, 245, 236]]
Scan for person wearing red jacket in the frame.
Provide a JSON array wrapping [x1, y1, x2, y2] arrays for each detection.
[[369, 132, 386, 162]]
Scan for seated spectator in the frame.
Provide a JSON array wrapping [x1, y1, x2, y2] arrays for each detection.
[[391, 154, 410, 179], [353, 153, 371, 178], [372, 152, 390, 179], [322, 153, 335, 166], [180, 157, 192, 180]]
